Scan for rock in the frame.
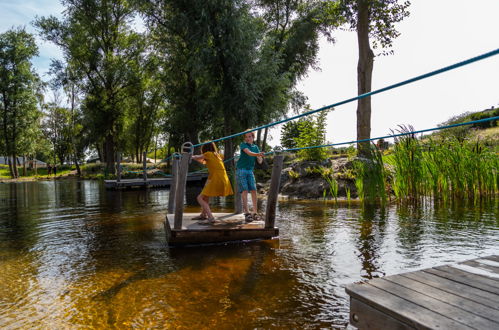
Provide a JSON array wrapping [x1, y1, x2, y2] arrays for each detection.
[[278, 157, 358, 199]]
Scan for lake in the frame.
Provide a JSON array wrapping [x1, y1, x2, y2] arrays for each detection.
[[0, 179, 497, 328]]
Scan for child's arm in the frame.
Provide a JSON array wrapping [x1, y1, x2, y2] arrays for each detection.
[[242, 148, 264, 157], [192, 154, 205, 164]]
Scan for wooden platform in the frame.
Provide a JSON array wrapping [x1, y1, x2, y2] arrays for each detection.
[[346, 255, 499, 329], [104, 173, 207, 189], [164, 212, 279, 245]]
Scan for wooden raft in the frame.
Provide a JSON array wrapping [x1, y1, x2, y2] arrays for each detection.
[[164, 213, 279, 245], [164, 148, 284, 245], [346, 255, 499, 330]]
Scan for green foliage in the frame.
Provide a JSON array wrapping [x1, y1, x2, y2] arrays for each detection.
[[338, 0, 411, 52], [295, 109, 329, 161], [0, 27, 42, 178], [385, 133, 498, 201], [35, 0, 146, 172], [288, 169, 300, 180], [354, 145, 387, 203], [280, 120, 302, 149]]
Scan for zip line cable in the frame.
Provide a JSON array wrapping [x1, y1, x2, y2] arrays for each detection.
[[191, 48, 499, 148], [271, 115, 499, 154]]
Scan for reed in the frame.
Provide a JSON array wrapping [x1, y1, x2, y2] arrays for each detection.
[[354, 145, 387, 203], [387, 131, 498, 201]]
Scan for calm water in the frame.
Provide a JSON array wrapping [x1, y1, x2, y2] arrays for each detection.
[[0, 180, 498, 329]]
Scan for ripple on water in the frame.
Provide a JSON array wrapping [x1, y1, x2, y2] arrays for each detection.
[[0, 181, 498, 328]]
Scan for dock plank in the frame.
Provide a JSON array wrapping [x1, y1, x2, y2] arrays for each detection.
[[346, 256, 499, 330], [346, 283, 470, 330], [426, 267, 499, 293], [165, 213, 278, 245], [383, 275, 499, 323], [368, 278, 499, 330], [401, 271, 499, 308]]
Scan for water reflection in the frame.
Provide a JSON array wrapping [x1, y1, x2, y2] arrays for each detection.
[[0, 180, 497, 328], [354, 205, 387, 279]]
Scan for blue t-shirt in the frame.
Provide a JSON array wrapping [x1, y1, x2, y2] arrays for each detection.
[[237, 142, 260, 170]]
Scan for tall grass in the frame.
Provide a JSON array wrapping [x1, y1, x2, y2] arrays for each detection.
[[354, 145, 387, 204], [386, 130, 498, 201]]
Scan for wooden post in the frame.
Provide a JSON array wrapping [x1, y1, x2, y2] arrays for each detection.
[[143, 151, 147, 182], [116, 152, 122, 183], [264, 154, 284, 229], [233, 167, 242, 214], [174, 152, 191, 229], [168, 157, 179, 214]]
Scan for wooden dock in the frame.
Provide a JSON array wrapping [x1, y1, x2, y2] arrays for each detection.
[[104, 173, 207, 189], [346, 255, 499, 329], [164, 212, 279, 245]]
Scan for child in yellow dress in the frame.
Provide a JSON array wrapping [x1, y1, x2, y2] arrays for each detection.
[[192, 142, 233, 222]]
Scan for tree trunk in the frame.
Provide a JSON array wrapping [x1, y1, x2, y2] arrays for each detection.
[[12, 153, 19, 178], [256, 129, 262, 149], [356, 0, 374, 157], [262, 127, 269, 152], [7, 157, 14, 178], [96, 143, 103, 163], [74, 153, 81, 176], [22, 155, 26, 176], [104, 134, 115, 175]]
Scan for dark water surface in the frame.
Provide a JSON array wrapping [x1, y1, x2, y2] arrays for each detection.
[[0, 180, 498, 329]]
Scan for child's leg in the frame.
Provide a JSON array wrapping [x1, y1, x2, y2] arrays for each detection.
[[196, 194, 208, 217], [197, 194, 214, 219], [250, 190, 258, 213], [241, 190, 249, 214]]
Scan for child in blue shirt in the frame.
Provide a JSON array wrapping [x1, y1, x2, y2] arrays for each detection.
[[236, 130, 265, 222]]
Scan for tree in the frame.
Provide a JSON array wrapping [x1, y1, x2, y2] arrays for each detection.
[[338, 0, 410, 156], [295, 109, 329, 161], [0, 28, 42, 178], [49, 60, 86, 175], [36, 0, 145, 174]]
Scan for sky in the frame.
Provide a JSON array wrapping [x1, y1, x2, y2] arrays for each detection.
[[1, 0, 498, 146]]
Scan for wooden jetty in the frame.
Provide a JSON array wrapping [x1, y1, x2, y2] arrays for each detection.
[[104, 173, 207, 189], [346, 255, 499, 330], [104, 151, 207, 189], [165, 145, 283, 245]]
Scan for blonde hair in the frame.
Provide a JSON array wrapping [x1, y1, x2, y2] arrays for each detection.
[[243, 129, 256, 139]]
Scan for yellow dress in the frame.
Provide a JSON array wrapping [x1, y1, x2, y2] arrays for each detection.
[[201, 152, 234, 197]]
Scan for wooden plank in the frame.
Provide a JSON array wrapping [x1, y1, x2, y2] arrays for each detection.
[[346, 283, 470, 330], [483, 255, 499, 263], [368, 278, 499, 329], [233, 167, 242, 214], [401, 271, 499, 308], [384, 275, 499, 323], [435, 265, 499, 288], [461, 260, 499, 278], [423, 268, 499, 295], [265, 155, 283, 229], [349, 297, 414, 330], [174, 152, 191, 230], [165, 212, 278, 245], [167, 158, 179, 214]]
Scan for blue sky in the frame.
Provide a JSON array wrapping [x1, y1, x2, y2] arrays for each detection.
[[0, 0, 64, 80], [1, 0, 498, 145]]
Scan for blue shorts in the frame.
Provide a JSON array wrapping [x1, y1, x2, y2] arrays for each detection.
[[236, 169, 256, 192]]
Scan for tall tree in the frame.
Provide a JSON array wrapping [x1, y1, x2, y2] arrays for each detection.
[[338, 0, 410, 156], [0, 28, 42, 178], [35, 0, 144, 173]]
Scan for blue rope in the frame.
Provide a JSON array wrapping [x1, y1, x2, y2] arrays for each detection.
[[192, 48, 499, 148], [270, 116, 499, 154]]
